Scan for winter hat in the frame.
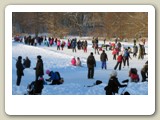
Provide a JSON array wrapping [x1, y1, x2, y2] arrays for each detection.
[[46, 70, 50, 74], [18, 56, 22, 60], [110, 70, 117, 77], [37, 55, 41, 59]]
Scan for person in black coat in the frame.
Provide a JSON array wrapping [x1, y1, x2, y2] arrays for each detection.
[[16, 56, 24, 86], [104, 70, 127, 95], [87, 52, 96, 79], [34, 55, 44, 81], [27, 77, 44, 95], [23, 56, 31, 68], [100, 50, 108, 69]]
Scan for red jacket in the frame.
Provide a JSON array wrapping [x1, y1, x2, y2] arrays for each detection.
[[112, 49, 117, 55], [117, 55, 123, 62], [129, 73, 139, 82]]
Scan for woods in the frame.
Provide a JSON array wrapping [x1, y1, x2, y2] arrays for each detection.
[[12, 12, 148, 39]]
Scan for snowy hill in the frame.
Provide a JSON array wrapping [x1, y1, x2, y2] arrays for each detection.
[[12, 40, 148, 95]]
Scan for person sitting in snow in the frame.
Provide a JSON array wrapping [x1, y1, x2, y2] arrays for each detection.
[[76, 57, 82, 67], [104, 70, 127, 95], [27, 77, 44, 95], [45, 70, 64, 85], [129, 68, 139, 82], [71, 57, 76, 66]]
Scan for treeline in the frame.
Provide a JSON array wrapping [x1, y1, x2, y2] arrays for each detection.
[[12, 12, 148, 39]]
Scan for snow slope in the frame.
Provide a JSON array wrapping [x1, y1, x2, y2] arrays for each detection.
[[12, 40, 148, 95]]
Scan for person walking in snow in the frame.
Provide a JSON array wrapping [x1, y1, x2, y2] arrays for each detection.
[[114, 53, 123, 70], [94, 37, 99, 54], [104, 70, 127, 95], [132, 45, 138, 57], [83, 40, 88, 53], [71, 38, 77, 52], [71, 57, 76, 66], [16, 56, 24, 86], [112, 48, 117, 60], [123, 48, 132, 68], [61, 41, 66, 50], [100, 50, 108, 69], [57, 39, 61, 50], [87, 52, 96, 79], [34, 55, 44, 81]]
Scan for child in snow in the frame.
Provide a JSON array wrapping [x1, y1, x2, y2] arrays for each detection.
[[76, 57, 82, 66], [45, 70, 64, 85], [114, 53, 123, 70], [104, 70, 127, 95], [71, 57, 76, 66], [129, 68, 139, 82]]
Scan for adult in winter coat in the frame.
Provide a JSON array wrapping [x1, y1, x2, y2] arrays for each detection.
[[100, 50, 108, 69], [114, 53, 123, 70], [76, 57, 82, 66], [132, 45, 138, 57], [112, 48, 117, 60], [87, 52, 96, 79], [23, 56, 31, 68], [138, 44, 145, 59], [104, 70, 127, 95], [83, 40, 88, 52], [46, 70, 64, 85], [141, 62, 148, 82], [16, 56, 24, 86], [71, 39, 77, 52], [34, 55, 44, 81], [57, 40, 61, 50], [123, 49, 131, 67]]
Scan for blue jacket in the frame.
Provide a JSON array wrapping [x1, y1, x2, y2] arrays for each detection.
[[49, 71, 60, 81]]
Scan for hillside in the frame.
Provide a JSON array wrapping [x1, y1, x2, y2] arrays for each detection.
[[13, 12, 148, 39]]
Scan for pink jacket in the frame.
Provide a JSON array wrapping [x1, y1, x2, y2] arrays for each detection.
[[71, 58, 76, 66], [57, 40, 61, 46]]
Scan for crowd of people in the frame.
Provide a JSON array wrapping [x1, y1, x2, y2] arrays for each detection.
[[14, 35, 148, 95]]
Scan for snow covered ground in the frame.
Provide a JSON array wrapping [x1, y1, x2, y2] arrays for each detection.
[[12, 39, 148, 95]]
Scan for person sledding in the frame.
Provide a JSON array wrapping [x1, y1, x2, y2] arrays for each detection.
[[45, 70, 64, 85], [26, 77, 44, 95], [104, 70, 127, 95]]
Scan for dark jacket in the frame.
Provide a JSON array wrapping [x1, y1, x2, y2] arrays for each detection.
[[23, 58, 31, 68], [100, 52, 108, 62], [16, 59, 24, 76], [35, 59, 44, 76], [104, 76, 127, 95], [34, 80, 44, 94], [87, 55, 96, 68]]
